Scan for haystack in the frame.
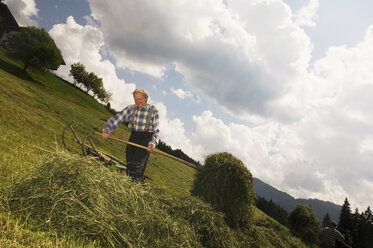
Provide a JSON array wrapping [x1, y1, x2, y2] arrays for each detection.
[[191, 152, 255, 229], [2, 152, 241, 247]]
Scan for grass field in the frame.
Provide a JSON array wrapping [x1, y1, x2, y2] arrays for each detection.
[[0, 47, 309, 247]]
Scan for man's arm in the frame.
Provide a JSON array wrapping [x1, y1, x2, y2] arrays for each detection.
[[101, 106, 132, 138], [148, 108, 160, 151]]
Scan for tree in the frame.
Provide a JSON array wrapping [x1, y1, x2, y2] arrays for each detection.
[[360, 207, 373, 247], [322, 213, 332, 227], [84, 72, 99, 94], [339, 198, 352, 232], [255, 196, 288, 225], [96, 87, 112, 104], [5, 26, 62, 71], [338, 198, 353, 246], [69, 62, 111, 104], [69, 62, 86, 87], [288, 204, 321, 246]]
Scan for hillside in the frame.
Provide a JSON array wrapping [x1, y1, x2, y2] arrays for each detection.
[[0, 49, 308, 247], [253, 177, 341, 221]]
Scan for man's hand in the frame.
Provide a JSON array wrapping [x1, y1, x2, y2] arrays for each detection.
[[101, 130, 110, 139], [147, 144, 154, 153]]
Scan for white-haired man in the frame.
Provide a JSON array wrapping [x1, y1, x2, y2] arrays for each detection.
[[101, 88, 160, 182]]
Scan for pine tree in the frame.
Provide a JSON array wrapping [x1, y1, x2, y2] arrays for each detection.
[[351, 208, 362, 248], [322, 213, 331, 227], [338, 198, 353, 246], [361, 207, 373, 247], [339, 197, 352, 231]]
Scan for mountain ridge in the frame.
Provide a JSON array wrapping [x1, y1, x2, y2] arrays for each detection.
[[253, 177, 341, 222]]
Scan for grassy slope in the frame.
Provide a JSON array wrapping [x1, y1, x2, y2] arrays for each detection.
[[0, 48, 194, 196], [0, 49, 307, 247]]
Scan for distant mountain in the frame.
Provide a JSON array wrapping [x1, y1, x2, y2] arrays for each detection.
[[253, 177, 341, 222]]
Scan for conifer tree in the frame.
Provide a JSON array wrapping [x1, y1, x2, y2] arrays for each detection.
[[351, 208, 362, 248], [361, 207, 373, 247], [322, 213, 331, 227], [339, 198, 352, 232], [338, 198, 353, 246]]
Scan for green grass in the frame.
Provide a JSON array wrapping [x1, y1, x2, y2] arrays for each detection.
[[0, 47, 308, 247]]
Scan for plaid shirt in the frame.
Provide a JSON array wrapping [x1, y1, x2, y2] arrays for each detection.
[[103, 104, 160, 146]]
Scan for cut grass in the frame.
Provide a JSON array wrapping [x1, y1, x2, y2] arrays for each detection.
[[1, 152, 238, 247]]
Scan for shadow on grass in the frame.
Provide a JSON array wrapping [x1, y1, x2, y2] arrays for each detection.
[[0, 58, 34, 81]]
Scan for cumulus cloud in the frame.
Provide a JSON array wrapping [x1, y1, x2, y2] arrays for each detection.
[[292, 0, 319, 28], [170, 88, 193, 100], [191, 25, 373, 209], [154, 102, 203, 158], [170, 87, 201, 104], [4, 0, 38, 26], [87, 0, 312, 122]]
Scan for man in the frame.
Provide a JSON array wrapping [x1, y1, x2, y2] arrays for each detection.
[[319, 221, 345, 248], [101, 88, 159, 182]]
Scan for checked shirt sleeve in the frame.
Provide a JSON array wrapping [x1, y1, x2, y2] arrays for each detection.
[[149, 108, 160, 147], [103, 105, 133, 133]]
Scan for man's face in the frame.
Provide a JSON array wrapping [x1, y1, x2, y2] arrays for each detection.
[[134, 92, 147, 108]]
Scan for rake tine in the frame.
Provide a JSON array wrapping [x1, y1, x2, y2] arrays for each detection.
[[62, 121, 82, 150], [82, 130, 94, 156]]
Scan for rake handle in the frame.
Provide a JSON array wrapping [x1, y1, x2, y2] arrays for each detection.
[[94, 131, 197, 169]]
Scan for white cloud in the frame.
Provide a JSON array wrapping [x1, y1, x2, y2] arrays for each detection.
[[155, 102, 203, 159], [292, 0, 319, 28], [170, 87, 201, 104], [188, 22, 373, 209], [87, 0, 312, 122], [4, 0, 38, 26], [170, 88, 193, 100]]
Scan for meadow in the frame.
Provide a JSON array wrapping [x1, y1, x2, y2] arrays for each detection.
[[0, 47, 308, 247]]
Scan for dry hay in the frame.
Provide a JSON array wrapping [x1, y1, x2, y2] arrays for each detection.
[[1, 152, 243, 248], [191, 152, 255, 230]]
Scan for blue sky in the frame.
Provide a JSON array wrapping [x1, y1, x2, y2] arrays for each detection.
[[6, 0, 373, 211]]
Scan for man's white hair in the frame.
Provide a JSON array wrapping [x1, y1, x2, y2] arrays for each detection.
[[132, 88, 149, 100]]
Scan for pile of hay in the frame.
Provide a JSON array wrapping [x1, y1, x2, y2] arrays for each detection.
[[1, 152, 243, 247], [191, 152, 255, 229]]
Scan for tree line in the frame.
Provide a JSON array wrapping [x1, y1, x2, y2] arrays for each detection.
[[69, 62, 111, 104], [256, 195, 372, 247], [255, 196, 288, 225], [334, 198, 373, 248], [156, 140, 201, 167]]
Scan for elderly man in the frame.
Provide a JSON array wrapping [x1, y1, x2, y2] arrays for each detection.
[[101, 88, 160, 182]]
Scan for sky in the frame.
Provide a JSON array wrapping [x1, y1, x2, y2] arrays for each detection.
[[5, 0, 373, 211]]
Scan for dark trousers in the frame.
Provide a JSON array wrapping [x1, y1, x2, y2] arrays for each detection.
[[126, 131, 153, 181]]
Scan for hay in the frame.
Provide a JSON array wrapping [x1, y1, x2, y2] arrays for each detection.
[[191, 152, 255, 229], [2, 152, 244, 247]]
